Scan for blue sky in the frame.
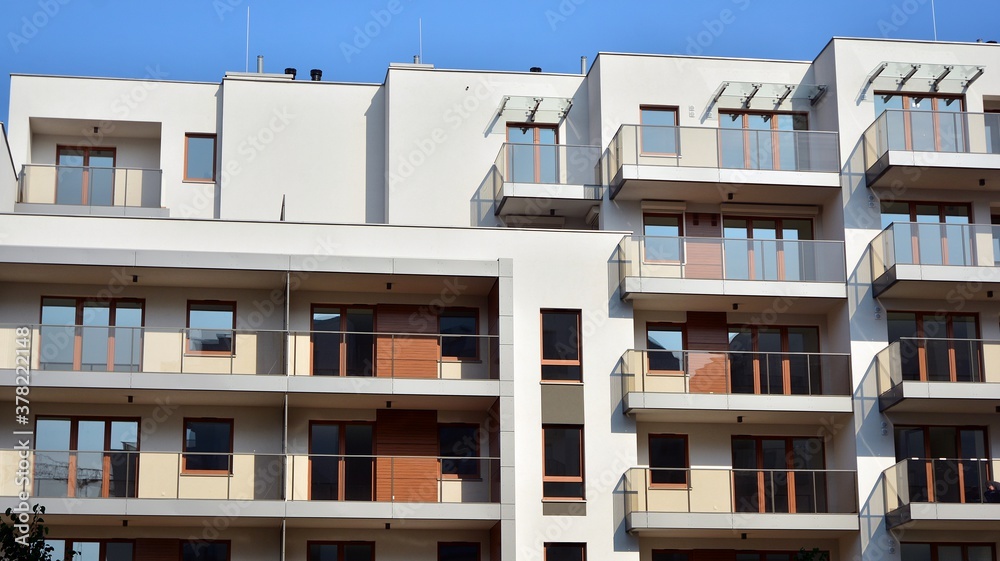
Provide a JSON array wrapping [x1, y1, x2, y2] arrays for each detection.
[[2, 0, 999, 124]]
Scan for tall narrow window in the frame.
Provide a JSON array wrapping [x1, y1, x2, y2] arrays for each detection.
[[540, 310, 582, 382], [182, 541, 229, 561], [506, 124, 557, 183], [439, 543, 480, 561], [542, 425, 584, 499], [183, 418, 233, 473], [643, 214, 682, 262], [440, 308, 479, 360], [646, 324, 684, 372], [439, 424, 480, 477], [311, 305, 375, 376], [545, 544, 586, 561], [184, 133, 217, 182], [187, 301, 236, 355], [649, 434, 688, 486], [640, 106, 679, 154]]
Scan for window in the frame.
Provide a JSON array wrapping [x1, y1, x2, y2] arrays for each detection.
[[646, 324, 684, 372], [440, 308, 479, 360], [901, 544, 995, 561], [55, 145, 116, 206], [652, 552, 690, 561], [719, 111, 808, 171], [506, 123, 557, 183], [311, 305, 375, 376], [543, 425, 584, 499], [40, 297, 144, 372], [722, 217, 815, 281], [649, 434, 688, 486], [732, 436, 826, 513], [887, 312, 980, 382], [439, 543, 480, 561], [728, 325, 821, 395], [308, 542, 375, 561], [182, 541, 229, 561], [545, 544, 586, 561], [642, 214, 682, 262], [540, 310, 582, 382], [183, 419, 233, 473], [439, 424, 480, 477], [640, 106, 679, 154], [309, 422, 374, 500], [46, 540, 134, 561], [875, 93, 965, 152], [187, 301, 236, 355], [184, 133, 217, 182], [894, 426, 989, 504], [879, 201, 973, 266], [34, 417, 139, 499]]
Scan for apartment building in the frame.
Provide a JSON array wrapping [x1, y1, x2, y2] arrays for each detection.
[[0, 36, 999, 561]]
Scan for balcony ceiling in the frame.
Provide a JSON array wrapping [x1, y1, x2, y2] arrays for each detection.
[[29, 116, 162, 139]]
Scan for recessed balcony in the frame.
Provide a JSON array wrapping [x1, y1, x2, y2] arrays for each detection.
[[16, 164, 165, 216], [0, 325, 499, 406], [617, 236, 846, 310], [863, 110, 1000, 192], [623, 467, 859, 537], [491, 142, 601, 224], [2, 450, 499, 526], [606, 124, 841, 204], [621, 349, 852, 423], [883, 458, 1000, 530], [874, 338, 1000, 413], [870, 222, 1000, 299]]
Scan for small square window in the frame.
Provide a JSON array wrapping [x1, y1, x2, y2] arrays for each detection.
[[439, 424, 480, 477], [183, 418, 233, 473], [187, 301, 236, 355], [184, 134, 217, 182], [640, 107, 679, 154], [440, 308, 478, 360], [649, 434, 688, 486], [545, 543, 586, 561]]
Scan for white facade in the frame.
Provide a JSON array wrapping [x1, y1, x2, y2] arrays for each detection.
[[2, 36, 1000, 561]]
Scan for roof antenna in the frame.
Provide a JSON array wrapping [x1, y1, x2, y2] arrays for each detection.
[[418, 18, 423, 63], [930, 0, 937, 40], [245, 6, 251, 72]]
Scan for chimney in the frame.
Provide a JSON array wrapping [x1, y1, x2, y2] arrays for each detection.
[[413, 55, 421, 64], [530, 67, 542, 73], [285, 67, 297, 79], [580, 56, 587, 75], [256, 55, 264, 73], [310, 69, 323, 81]]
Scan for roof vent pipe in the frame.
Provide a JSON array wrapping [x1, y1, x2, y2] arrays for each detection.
[[414, 55, 421, 64], [285, 68, 297, 79], [580, 56, 587, 75], [257, 55, 264, 73], [310, 69, 323, 81], [530, 67, 542, 73]]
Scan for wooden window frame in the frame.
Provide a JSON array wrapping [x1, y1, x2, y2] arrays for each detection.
[[731, 435, 826, 514], [49, 539, 136, 561], [309, 304, 376, 376], [899, 542, 996, 561], [648, 434, 689, 488], [438, 307, 481, 362], [181, 418, 234, 475], [34, 416, 141, 499], [721, 216, 815, 281], [439, 423, 482, 479], [727, 324, 822, 395], [887, 311, 982, 383], [542, 424, 585, 500], [639, 105, 680, 156], [55, 145, 118, 205], [873, 92, 967, 152], [306, 541, 376, 561], [183, 133, 218, 183], [543, 543, 587, 561], [186, 300, 237, 356], [881, 201, 974, 267], [645, 323, 686, 376], [641, 213, 684, 264], [540, 309, 583, 383], [438, 542, 481, 561], [505, 123, 559, 183], [893, 424, 991, 504], [39, 296, 146, 372], [307, 420, 376, 501], [718, 110, 809, 171], [180, 540, 231, 561]]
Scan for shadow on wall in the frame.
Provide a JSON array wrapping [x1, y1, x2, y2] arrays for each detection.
[[471, 166, 503, 227]]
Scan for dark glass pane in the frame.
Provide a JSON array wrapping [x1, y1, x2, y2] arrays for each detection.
[[541, 364, 582, 381], [647, 326, 683, 371], [312, 308, 342, 376], [344, 544, 375, 561], [182, 542, 228, 561], [544, 427, 581, 477], [41, 298, 76, 370], [543, 481, 584, 498], [900, 544, 931, 561], [310, 424, 341, 500], [440, 426, 479, 476], [113, 302, 143, 372], [649, 436, 686, 485], [344, 309, 374, 376], [186, 136, 216, 181], [441, 312, 477, 359], [184, 421, 231, 471], [653, 552, 691, 561], [545, 544, 585, 561], [541, 312, 579, 361], [640, 109, 678, 154], [308, 544, 338, 561], [106, 542, 134, 561], [439, 543, 479, 561], [344, 425, 374, 500], [188, 304, 234, 353]]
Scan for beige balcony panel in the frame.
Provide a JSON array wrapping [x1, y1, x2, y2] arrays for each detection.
[[22, 167, 56, 204], [440, 477, 490, 503], [0, 450, 30, 497], [290, 333, 312, 376], [289, 454, 309, 500], [691, 469, 732, 512], [136, 452, 179, 499], [142, 331, 183, 373], [643, 373, 687, 393], [179, 473, 232, 500], [984, 343, 1000, 383]]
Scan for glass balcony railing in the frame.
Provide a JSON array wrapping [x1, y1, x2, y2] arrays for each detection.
[[884, 458, 1000, 512], [621, 349, 851, 398], [623, 467, 858, 517], [492, 142, 601, 204], [0, 325, 498, 380], [12, 451, 500, 504], [17, 164, 162, 208], [618, 235, 846, 286], [863, 109, 1000, 166], [874, 338, 1000, 396], [871, 222, 1000, 276], [607, 124, 840, 182]]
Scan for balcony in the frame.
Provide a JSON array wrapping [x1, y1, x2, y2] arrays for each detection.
[[623, 467, 859, 537], [1, 450, 499, 526], [491, 142, 601, 224], [0, 325, 499, 406], [870, 222, 1000, 299], [617, 236, 846, 310], [16, 164, 165, 216], [863, 110, 1000, 192], [874, 338, 1000, 413], [621, 349, 852, 423], [883, 458, 1000, 530], [606, 124, 840, 204]]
